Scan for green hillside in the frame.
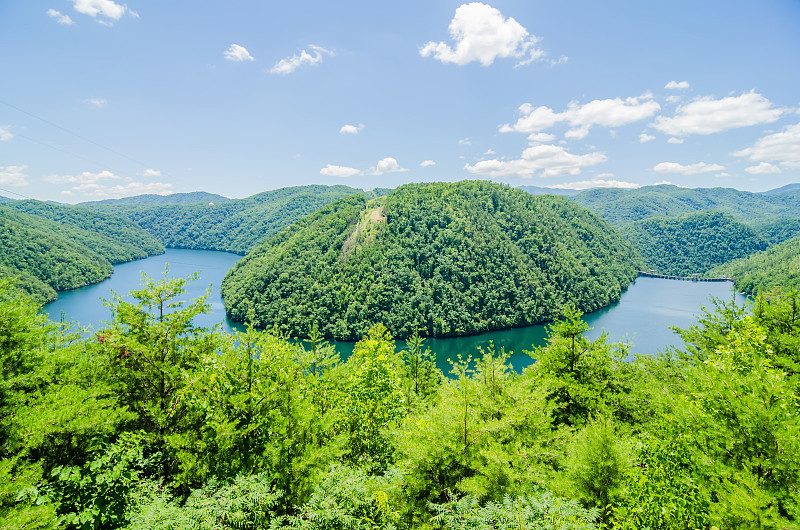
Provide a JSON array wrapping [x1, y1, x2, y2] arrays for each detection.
[[90, 185, 376, 254], [4, 201, 164, 261], [0, 211, 114, 302], [708, 236, 800, 295], [571, 184, 800, 226], [222, 181, 642, 340], [621, 211, 767, 276]]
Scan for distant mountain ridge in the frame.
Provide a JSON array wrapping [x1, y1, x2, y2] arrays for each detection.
[[78, 191, 231, 206], [517, 185, 582, 196]]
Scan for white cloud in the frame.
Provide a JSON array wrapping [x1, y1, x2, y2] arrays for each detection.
[[549, 178, 640, 190], [464, 144, 606, 179], [224, 44, 255, 62], [371, 157, 408, 175], [419, 2, 545, 67], [87, 97, 107, 108], [142, 168, 161, 178], [0, 165, 28, 186], [320, 164, 362, 178], [665, 80, 690, 90], [458, 138, 472, 145], [744, 162, 781, 175], [500, 94, 660, 138], [639, 132, 655, 143], [270, 45, 333, 75], [70, 0, 133, 24], [528, 132, 557, 144], [484, 149, 496, 155], [653, 162, 726, 175], [0, 126, 13, 141], [653, 90, 788, 136], [420, 160, 436, 167], [667, 137, 684, 144], [45, 170, 170, 197], [47, 9, 74, 25], [339, 124, 364, 135], [733, 122, 800, 169]]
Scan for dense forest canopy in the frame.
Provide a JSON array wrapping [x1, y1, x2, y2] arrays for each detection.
[[620, 210, 767, 276], [222, 181, 642, 340], [0, 204, 164, 303], [1, 272, 798, 528], [708, 235, 800, 295], [570, 184, 800, 227], [88, 185, 382, 255]]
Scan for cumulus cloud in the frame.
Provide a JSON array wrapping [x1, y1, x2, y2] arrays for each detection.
[[421, 160, 436, 167], [420, 2, 546, 67], [320, 164, 362, 178], [653, 91, 787, 136], [639, 132, 655, 143], [549, 177, 640, 190], [270, 45, 333, 75], [0, 165, 28, 186], [667, 137, 684, 144], [87, 98, 107, 108], [370, 157, 408, 175], [224, 44, 255, 62], [47, 9, 74, 25], [500, 94, 660, 139], [733, 122, 800, 170], [465, 144, 606, 179], [0, 126, 13, 141], [665, 80, 690, 90], [339, 124, 364, 135], [70, 0, 135, 24], [745, 162, 781, 175], [653, 162, 726, 175], [142, 168, 161, 178], [44, 170, 122, 185]]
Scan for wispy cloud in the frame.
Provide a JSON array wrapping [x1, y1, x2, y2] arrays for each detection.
[[420, 160, 436, 167], [270, 45, 334, 75], [45, 170, 173, 198], [420, 2, 548, 67], [653, 162, 726, 175], [47, 9, 74, 25], [87, 97, 107, 108], [665, 80, 690, 90], [0, 126, 13, 142], [550, 177, 640, 190], [340, 124, 364, 135], [733, 122, 800, 170], [224, 44, 255, 62]]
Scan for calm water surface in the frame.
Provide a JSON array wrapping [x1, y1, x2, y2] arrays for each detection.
[[45, 249, 747, 371]]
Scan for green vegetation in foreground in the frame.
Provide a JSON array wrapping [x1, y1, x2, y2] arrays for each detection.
[[222, 181, 642, 340], [620, 210, 767, 276], [570, 184, 800, 227], [0, 203, 164, 303], [708, 235, 800, 295], [88, 184, 384, 255], [2, 274, 799, 529]]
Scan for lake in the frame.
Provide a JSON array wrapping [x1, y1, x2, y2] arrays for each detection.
[[45, 249, 747, 371]]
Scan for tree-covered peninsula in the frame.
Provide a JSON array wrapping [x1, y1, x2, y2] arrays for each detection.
[[222, 181, 642, 340], [707, 235, 800, 295]]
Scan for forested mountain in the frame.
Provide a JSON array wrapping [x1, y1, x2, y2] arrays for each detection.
[[761, 182, 800, 195], [0, 195, 13, 203], [0, 203, 164, 302], [570, 184, 800, 226], [708, 235, 800, 295], [222, 181, 642, 340], [89, 185, 378, 254], [78, 191, 231, 206], [753, 217, 800, 245], [620, 211, 767, 276], [517, 185, 582, 196]]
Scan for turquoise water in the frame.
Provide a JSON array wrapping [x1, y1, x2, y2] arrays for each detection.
[[45, 249, 747, 371]]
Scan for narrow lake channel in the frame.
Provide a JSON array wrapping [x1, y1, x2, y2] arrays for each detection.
[[45, 249, 748, 372]]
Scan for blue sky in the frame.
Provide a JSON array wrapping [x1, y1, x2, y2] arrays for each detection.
[[1, 1, 799, 202]]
